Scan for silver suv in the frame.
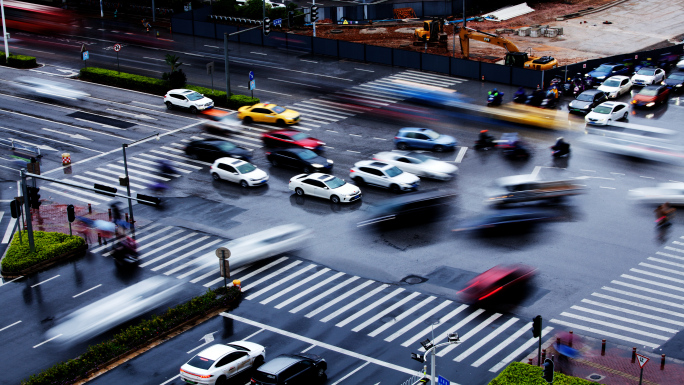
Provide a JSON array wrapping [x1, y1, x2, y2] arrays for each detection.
[[350, 160, 420, 192], [164, 89, 214, 114]]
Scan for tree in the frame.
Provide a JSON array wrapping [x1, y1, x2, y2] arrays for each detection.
[[165, 54, 184, 72], [163, 54, 186, 88]]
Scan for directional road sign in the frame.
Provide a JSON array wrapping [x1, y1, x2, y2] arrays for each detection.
[[82, 51, 89, 60], [437, 375, 450, 385], [249, 79, 255, 91], [215, 247, 231, 259], [636, 354, 649, 369], [249, 71, 254, 81], [273, 18, 282, 27]]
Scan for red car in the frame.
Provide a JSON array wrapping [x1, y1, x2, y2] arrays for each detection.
[[261, 129, 325, 152], [631, 85, 670, 108], [458, 264, 537, 304]]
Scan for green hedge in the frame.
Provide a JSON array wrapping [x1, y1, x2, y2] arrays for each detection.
[[22, 285, 241, 385], [489, 362, 594, 385], [1, 231, 85, 273], [0, 51, 37, 68], [80, 67, 258, 109]]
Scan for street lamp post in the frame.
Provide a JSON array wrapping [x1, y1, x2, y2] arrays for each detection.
[[1, 0, 10, 62], [122, 133, 159, 230], [412, 333, 460, 384]]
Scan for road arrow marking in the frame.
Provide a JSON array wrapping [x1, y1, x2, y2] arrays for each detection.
[[55, 69, 79, 77], [187, 331, 217, 354], [42, 127, 92, 141], [106, 108, 157, 120]]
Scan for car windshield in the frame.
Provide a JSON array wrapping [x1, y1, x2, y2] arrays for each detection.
[[216, 142, 237, 151], [423, 130, 440, 140], [637, 69, 655, 76], [325, 176, 346, 189], [408, 152, 433, 162], [639, 88, 659, 96], [595, 64, 613, 72], [186, 356, 214, 370], [593, 106, 612, 114], [297, 150, 318, 160], [291, 132, 309, 141], [236, 163, 257, 174], [272, 106, 286, 113], [186, 91, 204, 101], [669, 73, 684, 80], [602, 79, 621, 87], [385, 166, 403, 177], [576, 93, 594, 101]]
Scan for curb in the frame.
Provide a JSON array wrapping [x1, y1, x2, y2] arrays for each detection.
[[1, 243, 87, 279]]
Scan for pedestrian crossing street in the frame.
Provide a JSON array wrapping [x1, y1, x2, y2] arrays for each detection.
[[551, 240, 684, 349], [89, 223, 551, 373]]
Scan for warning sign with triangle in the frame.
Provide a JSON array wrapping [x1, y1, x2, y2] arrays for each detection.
[[636, 353, 649, 369]]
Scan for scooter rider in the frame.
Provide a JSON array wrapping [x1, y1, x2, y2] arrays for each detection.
[[479, 129, 494, 144], [552, 137, 570, 155]]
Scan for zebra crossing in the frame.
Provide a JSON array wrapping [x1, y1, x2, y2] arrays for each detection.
[[550, 241, 684, 349], [87, 223, 551, 374]]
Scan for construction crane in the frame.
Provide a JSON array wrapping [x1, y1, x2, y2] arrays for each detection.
[[457, 26, 558, 71]]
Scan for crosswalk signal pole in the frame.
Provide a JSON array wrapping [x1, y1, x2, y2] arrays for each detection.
[[122, 143, 135, 231], [20, 169, 35, 253]]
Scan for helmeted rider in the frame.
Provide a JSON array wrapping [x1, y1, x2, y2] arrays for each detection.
[[553, 137, 570, 154], [479, 129, 494, 144]]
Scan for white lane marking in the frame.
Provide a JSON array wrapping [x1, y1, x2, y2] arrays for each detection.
[[300, 344, 317, 353], [1, 127, 102, 153], [455, 317, 518, 362], [649, 256, 684, 268], [250, 267, 321, 300], [261, 268, 331, 305], [135, 230, 190, 252], [290, 105, 354, 119], [330, 362, 370, 385], [531, 165, 542, 179], [251, 52, 267, 55], [592, 292, 684, 318], [305, 280, 374, 318], [549, 319, 659, 349], [630, 268, 684, 284], [73, 117, 122, 130], [30, 275, 60, 287], [73, 284, 102, 298], [33, 334, 62, 348], [346, 150, 360, 153], [326, 130, 338, 133], [2, 218, 17, 244], [143, 237, 214, 268], [401, 305, 467, 347], [640, 176, 655, 179], [615, 278, 684, 299], [237, 85, 291, 97], [153, 149, 211, 165], [223, 313, 421, 376], [269, 78, 321, 88], [337, 288, 404, 328], [241, 261, 305, 292], [571, 305, 678, 333], [670, 180, 682, 183], [106, 108, 156, 120], [275, 272, 346, 310], [369, 297, 436, 338], [438, 313, 502, 356], [199, 257, 288, 284], [50, 181, 113, 200], [243, 328, 265, 342], [423, 309, 485, 353], [352, 292, 421, 333], [205, 45, 220, 49], [42, 127, 92, 141], [41, 187, 100, 205], [601, 287, 684, 309], [95, 167, 154, 184], [90, 225, 168, 254], [610, 172, 625, 175], [300, 59, 318, 63], [559, 312, 669, 340], [488, 326, 554, 372], [296, 121, 319, 128], [600, 186, 616, 189], [0, 320, 21, 332], [159, 374, 180, 385], [131, 100, 164, 108], [143, 57, 166, 61], [288, 275, 359, 313], [455, 146, 467, 163], [321, 284, 390, 323], [664, 246, 684, 254], [471, 322, 530, 368], [580, 169, 596, 172], [581, 298, 684, 326], [355, 68, 374, 72], [200, 266, 249, 287], [120, 159, 187, 174], [106, 164, 171, 180], [404, 69, 466, 82], [384, 300, 452, 342], [656, 251, 684, 261], [373, 137, 387, 141], [638, 262, 684, 277], [137, 153, 202, 169], [349, 134, 362, 137], [73, 175, 137, 193], [296, 100, 357, 115]]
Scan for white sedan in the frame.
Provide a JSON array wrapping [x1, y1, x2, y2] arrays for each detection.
[[597, 76, 632, 99], [180, 341, 266, 385], [289, 173, 361, 203], [631, 67, 666, 86], [584, 101, 629, 125], [350, 160, 420, 192], [373, 151, 457, 180], [210, 157, 268, 187], [628, 183, 684, 205]]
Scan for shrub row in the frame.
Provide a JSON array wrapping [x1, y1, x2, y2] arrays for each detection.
[[489, 362, 594, 385], [79, 67, 258, 109], [0, 51, 37, 68], [22, 285, 242, 385], [1, 231, 85, 273]]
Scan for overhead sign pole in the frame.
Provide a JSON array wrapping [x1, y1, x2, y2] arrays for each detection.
[[0, 0, 9, 62], [224, 32, 230, 98]]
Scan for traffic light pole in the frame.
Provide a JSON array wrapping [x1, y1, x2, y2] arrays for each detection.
[[122, 143, 134, 231], [312, 0, 316, 37], [20, 169, 35, 253]]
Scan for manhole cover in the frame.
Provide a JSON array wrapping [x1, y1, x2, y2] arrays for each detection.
[[330, 29, 343, 34], [401, 275, 428, 284], [587, 373, 605, 381]]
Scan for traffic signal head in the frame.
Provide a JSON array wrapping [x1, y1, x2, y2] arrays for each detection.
[[532, 315, 542, 338], [27, 186, 41, 210], [288, 11, 294, 26], [10, 200, 20, 218], [542, 358, 554, 383], [263, 17, 271, 36], [67, 204, 75, 223], [310, 6, 318, 22], [410, 352, 425, 363]]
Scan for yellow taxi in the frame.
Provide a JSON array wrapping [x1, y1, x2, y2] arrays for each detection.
[[237, 103, 300, 125]]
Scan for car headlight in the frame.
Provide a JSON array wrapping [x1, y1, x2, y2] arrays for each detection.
[[676, 84, 682, 88], [597, 76, 605, 80], [584, 74, 589, 77], [304, 146, 314, 149], [250, 178, 260, 181], [311, 163, 323, 168], [610, 92, 618, 98], [646, 102, 655, 107], [327, 159, 334, 164]]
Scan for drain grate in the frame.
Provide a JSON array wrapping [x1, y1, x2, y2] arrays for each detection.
[[587, 373, 605, 381], [401, 275, 428, 284]]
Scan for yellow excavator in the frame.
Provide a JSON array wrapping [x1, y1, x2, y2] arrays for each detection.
[[414, 18, 448, 45], [458, 26, 558, 70]]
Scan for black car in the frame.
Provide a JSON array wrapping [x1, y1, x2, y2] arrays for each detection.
[[568, 89, 608, 115], [453, 208, 554, 233], [184, 139, 252, 162], [357, 189, 455, 228], [266, 148, 333, 173], [584, 63, 630, 85], [663, 72, 684, 92], [251, 353, 326, 385]]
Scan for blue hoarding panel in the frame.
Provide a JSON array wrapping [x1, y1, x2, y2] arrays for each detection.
[[339, 41, 365, 61], [287, 34, 312, 52], [421, 53, 449, 74], [216, 24, 239, 42], [172, 19, 193, 35], [393, 49, 420, 69], [366, 46, 393, 66], [481, 62, 511, 84], [264, 31, 287, 48], [450, 58, 479, 79], [239, 28, 263, 45], [194, 21, 215, 39], [511, 67, 543, 88], [313, 37, 338, 57]]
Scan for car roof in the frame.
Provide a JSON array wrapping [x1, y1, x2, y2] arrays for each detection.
[[196, 344, 236, 360], [257, 354, 303, 374], [357, 160, 390, 169], [399, 127, 433, 133], [303, 173, 334, 181], [597, 101, 625, 107], [168, 89, 195, 94], [638, 66, 659, 71], [374, 189, 455, 209], [604, 75, 630, 81], [495, 174, 539, 186], [580, 89, 603, 95], [642, 85, 663, 90], [215, 157, 247, 166]]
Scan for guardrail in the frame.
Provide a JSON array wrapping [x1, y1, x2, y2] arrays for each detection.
[[0, 138, 42, 158]]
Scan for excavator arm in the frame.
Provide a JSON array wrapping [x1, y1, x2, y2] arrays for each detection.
[[458, 26, 519, 59]]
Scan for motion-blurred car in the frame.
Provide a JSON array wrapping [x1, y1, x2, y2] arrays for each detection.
[[350, 160, 420, 192], [289, 173, 361, 203], [372, 151, 457, 181], [180, 341, 266, 385], [164, 89, 214, 113], [238, 103, 300, 125], [210, 157, 268, 187], [200, 109, 243, 135], [185, 139, 252, 162], [251, 353, 327, 385], [357, 189, 455, 227], [568, 89, 608, 115], [394, 127, 457, 152], [453, 208, 554, 232], [596, 75, 632, 99], [630, 85, 670, 108], [677, 55, 684, 70], [221, 224, 312, 269], [486, 174, 585, 206], [458, 264, 537, 303], [17, 77, 90, 99], [45, 276, 183, 345], [584, 101, 629, 125], [662, 72, 684, 92], [266, 148, 333, 173], [631, 67, 666, 86], [628, 183, 684, 205], [262, 129, 325, 152], [584, 63, 631, 85]]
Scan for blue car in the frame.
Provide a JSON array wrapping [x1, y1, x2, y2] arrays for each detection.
[[585, 63, 631, 86], [394, 127, 458, 152]]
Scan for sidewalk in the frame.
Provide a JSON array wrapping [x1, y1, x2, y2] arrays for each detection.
[[525, 334, 684, 384]]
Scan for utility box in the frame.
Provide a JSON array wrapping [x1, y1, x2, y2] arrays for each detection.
[[546, 28, 558, 38], [518, 27, 531, 36], [530, 28, 542, 37]]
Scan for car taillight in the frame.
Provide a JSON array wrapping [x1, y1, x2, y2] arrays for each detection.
[[251, 379, 257, 384], [478, 286, 503, 301], [210, 166, 213, 169], [394, 137, 400, 140], [180, 369, 213, 379], [350, 169, 355, 173]]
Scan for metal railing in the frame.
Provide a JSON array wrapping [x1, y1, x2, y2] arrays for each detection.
[[400, 373, 428, 385]]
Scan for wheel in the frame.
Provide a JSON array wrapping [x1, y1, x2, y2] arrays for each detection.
[[190, 106, 198, 114], [622, 112, 628, 120], [295, 188, 304, 196], [243, 116, 253, 124], [434, 145, 445, 152], [390, 184, 401, 193], [270, 158, 279, 167], [188, 153, 199, 160], [303, 166, 312, 173], [316, 366, 326, 379], [252, 356, 264, 369], [352, 177, 364, 185], [330, 195, 340, 204], [165, 101, 174, 110], [211, 173, 220, 181], [240, 180, 249, 188], [215, 376, 227, 385], [397, 142, 408, 150], [277, 119, 285, 126]]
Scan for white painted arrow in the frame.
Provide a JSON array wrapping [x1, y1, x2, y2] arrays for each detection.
[[55, 69, 79, 77], [9, 138, 58, 152], [187, 332, 216, 354], [106, 108, 156, 120], [42, 127, 92, 141]]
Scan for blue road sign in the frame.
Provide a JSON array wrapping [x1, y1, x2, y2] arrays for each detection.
[[273, 18, 282, 27], [249, 71, 254, 81], [249, 79, 255, 91], [437, 375, 450, 385], [82, 51, 89, 60]]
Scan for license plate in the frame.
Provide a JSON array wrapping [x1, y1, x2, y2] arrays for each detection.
[[183, 380, 197, 385]]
